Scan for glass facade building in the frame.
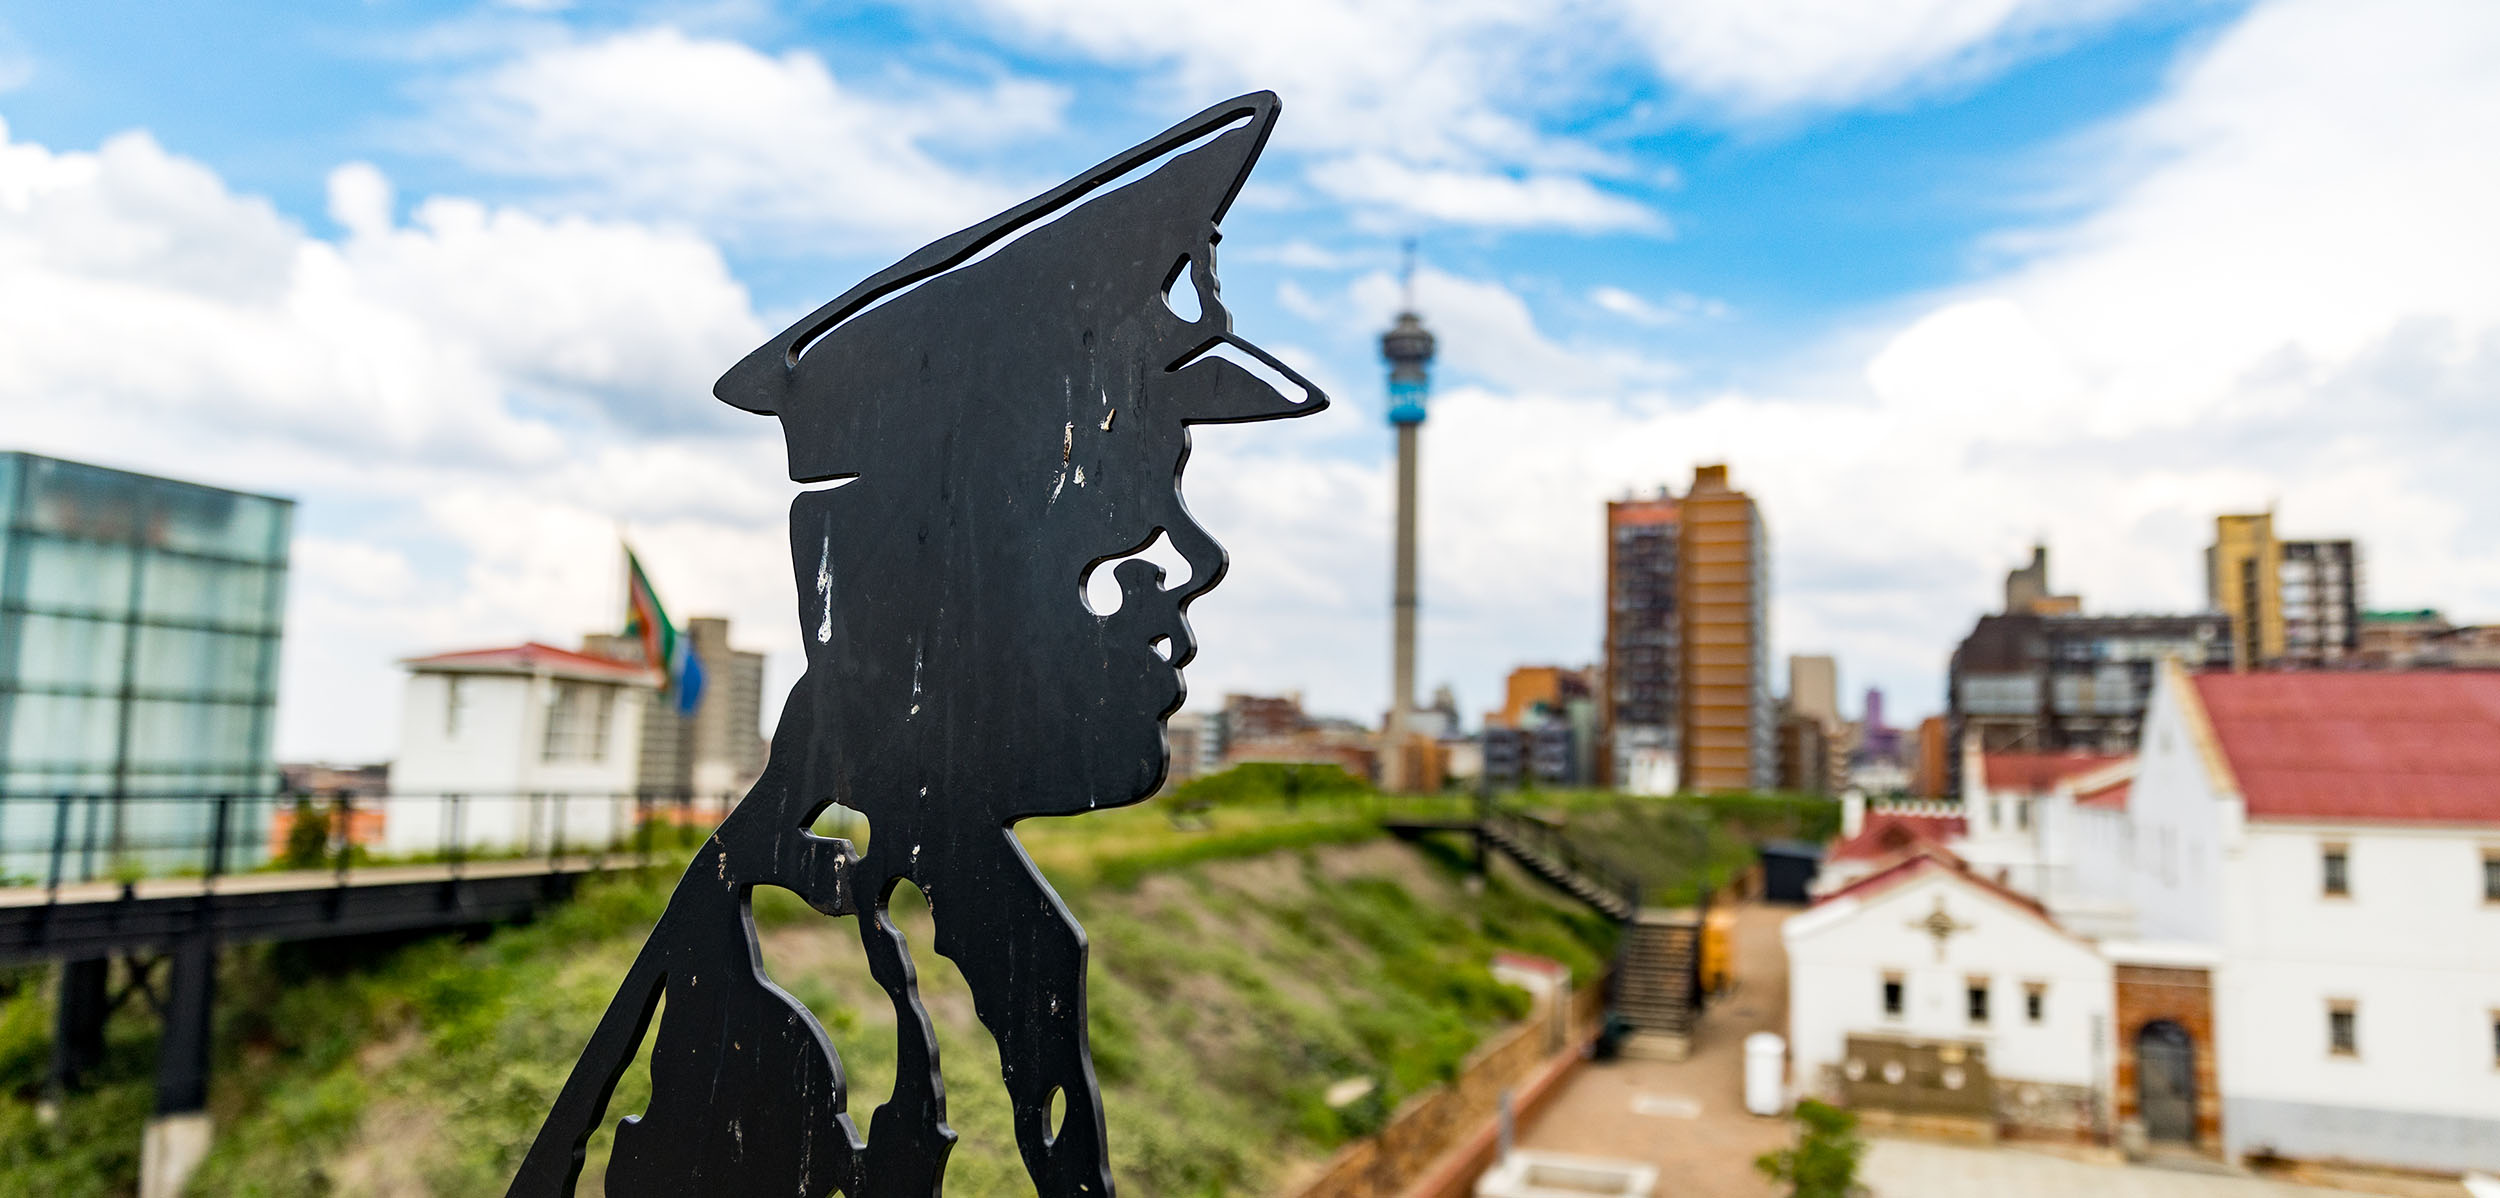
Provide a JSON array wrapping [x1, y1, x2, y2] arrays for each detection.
[[0, 453, 292, 879]]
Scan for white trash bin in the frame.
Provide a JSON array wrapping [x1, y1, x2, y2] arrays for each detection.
[[1744, 1032, 1786, 1117]]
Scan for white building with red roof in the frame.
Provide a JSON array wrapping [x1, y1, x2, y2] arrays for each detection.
[[1814, 800, 1965, 896], [1784, 844, 2116, 1142], [1784, 661, 2500, 1174], [387, 643, 655, 857], [2077, 659, 2500, 1173]]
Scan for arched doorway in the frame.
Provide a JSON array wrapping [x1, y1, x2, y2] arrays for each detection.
[[2137, 1020, 2197, 1144]]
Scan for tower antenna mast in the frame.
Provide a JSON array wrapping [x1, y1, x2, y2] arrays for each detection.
[[1399, 237, 1417, 311]]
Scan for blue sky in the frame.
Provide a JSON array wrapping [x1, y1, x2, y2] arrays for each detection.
[[4, 0, 2497, 761]]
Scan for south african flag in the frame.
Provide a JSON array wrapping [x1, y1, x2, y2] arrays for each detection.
[[624, 547, 707, 716]]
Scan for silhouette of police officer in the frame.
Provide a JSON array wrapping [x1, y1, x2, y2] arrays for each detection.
[[511, 92, 1326, 1198]]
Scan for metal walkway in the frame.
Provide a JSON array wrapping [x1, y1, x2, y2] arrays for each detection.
[[0, 854, 620, 963]]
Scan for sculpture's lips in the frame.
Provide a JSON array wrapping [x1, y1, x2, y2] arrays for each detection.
[[1096, 550, 1198, 670]]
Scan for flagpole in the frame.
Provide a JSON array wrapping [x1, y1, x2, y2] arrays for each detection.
[[618, 528, 629, 643]]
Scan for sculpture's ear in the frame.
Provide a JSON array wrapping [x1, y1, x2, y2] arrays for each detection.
[[713, 92, 1284, 420]]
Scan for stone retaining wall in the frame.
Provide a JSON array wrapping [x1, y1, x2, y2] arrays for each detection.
[[1291, 978, 1607, 1198]]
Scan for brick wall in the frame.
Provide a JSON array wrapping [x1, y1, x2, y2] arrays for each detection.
[[1293, 979, 1607, 1198], [2113, 964, 2221, 1153]]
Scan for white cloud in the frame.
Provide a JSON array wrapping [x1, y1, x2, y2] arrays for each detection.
[[960, 0, 1649, 233], [1309, 155, 1660, 234], [422, 26, 1061, 252], [1589, 284, 1728, 326], [1245, 238, 1379, 272], [1617, 0, 2148, 117], [325, 165, 766, 432]]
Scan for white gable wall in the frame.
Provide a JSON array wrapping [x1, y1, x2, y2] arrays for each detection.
[[1785, 868, 2114, 1098], [2093, 674, 2232, 943]]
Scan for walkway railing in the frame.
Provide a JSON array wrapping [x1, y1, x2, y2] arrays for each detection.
[[0, 787, 749, 902]]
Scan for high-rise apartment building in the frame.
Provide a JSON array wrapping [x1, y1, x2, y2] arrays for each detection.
[[2210, 513, 2283, 668], [0, 453, 292, 876], [1601, 491, 1678, 788], [2279, 539, 2360, 664], [584, 615, 766, 800], [2208, 513, 2362, 668], [1677, 464, 1773, 793]]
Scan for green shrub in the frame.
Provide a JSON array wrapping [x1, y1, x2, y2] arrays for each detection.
[[1755, 1098, 1865, 1198]]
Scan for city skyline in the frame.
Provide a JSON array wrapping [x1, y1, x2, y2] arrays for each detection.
[[3, 1, 2497, 760]]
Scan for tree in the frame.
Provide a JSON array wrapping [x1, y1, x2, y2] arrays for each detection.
[[283, 799, 332, 869], [1755, 1099, 1866, 1198]]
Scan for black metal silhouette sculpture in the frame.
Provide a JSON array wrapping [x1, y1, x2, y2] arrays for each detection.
[[508, 92, 1326, 1198]]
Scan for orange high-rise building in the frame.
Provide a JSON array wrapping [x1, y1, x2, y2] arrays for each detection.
[[1677, 465, 1772, 793]]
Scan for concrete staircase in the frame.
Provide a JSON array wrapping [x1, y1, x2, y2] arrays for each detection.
[[1394, 807, 1708, 1057], [1615, 910, 1702, 1059]]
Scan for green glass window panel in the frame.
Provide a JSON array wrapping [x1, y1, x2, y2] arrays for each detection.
[[128, 699, 262, 769], [23, 459, 142, 543], [19, 538, 134, 617], [152, 484, 290, 564], [137, 553, 277, 630], [0, 456, 18, 586], [5, 692, 121, 774], [132, 626, 271, 700], [11, 614, 129, 692], [0, 765, 116, 799]]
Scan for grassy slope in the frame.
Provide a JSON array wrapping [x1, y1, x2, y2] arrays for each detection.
[[0, 796, 1610, 1197]]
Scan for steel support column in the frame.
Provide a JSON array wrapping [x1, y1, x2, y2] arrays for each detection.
[[49, 955, 110, 1092], [139, 934, 217, 1198], [152, 935, 215, 1116]]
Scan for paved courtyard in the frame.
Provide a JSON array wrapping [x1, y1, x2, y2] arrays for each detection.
[[1510, 901, 1792, 1197], [1864, 1139, 2401, 1197]]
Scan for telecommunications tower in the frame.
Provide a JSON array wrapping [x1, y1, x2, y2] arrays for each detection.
[[1379, 243, 1436, 787]]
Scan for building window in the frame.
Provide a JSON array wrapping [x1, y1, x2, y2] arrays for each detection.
[[2491, 1012, 2499, 1067], [1967, 978, 1991, 1026], [541, 681, 615, 764], [2322, 845, 2349, 897], [2328, 1001, 2357, 1057], [2484, 852, 2500, 903], [1882, 973, 1904, 1018], [444, 676, 465, 738], [2025, 983, 2047, 1025]]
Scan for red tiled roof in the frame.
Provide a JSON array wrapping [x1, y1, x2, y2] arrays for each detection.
[[2191, 671, 2500, 825], [1829, 809, 1967, 862], [2076, 777, 2131, 810], [401, 642, 653, 684], [1979, 751, 2132, 793], [1813, 845, 2055, 924]]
